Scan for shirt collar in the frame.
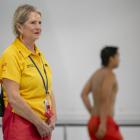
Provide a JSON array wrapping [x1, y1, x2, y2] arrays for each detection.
[[14, 38, 41, 58]]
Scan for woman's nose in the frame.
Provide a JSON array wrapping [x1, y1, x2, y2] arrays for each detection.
[[35, 22, 41, 29]]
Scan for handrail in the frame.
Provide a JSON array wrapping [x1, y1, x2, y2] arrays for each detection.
[[56, 123, 140, 127], [0, 119, 140, 127], [55, 119, 140, 127]]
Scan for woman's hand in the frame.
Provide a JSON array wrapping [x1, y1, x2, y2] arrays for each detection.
[[35, 120, 52, 138], [49, 116, 56, 131]]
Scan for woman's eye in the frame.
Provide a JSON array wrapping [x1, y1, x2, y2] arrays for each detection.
[[30, 21, 41, 25], [31, 21, 36, 24]]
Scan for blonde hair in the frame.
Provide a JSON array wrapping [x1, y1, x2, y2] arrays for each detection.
[[13, 4, 41, 36]]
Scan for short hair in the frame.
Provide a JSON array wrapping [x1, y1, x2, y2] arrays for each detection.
[[100, 46, 118, 66], [13, 4, 41, 36]]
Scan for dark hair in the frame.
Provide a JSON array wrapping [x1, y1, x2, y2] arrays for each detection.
[[100, 46, 118, 66]]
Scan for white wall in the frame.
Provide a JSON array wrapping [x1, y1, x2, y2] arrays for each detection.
[[0, 0, 140, 139]]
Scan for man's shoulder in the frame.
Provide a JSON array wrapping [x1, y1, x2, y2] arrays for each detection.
[[102, 70, 116, 82], [94, 68, 114, 76]]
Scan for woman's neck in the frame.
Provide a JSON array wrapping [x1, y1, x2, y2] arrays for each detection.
[[21, 38, 36, 53]]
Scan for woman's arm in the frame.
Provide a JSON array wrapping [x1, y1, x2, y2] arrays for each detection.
[[3, 78, 51, 138], [51, 91, 57, 119], [49, 90, 57, 130]]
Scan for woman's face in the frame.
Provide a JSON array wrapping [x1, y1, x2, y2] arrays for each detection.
[[19, 12, 42, 42]]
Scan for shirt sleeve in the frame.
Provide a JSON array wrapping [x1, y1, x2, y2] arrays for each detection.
[[0, 51, 21, 84]]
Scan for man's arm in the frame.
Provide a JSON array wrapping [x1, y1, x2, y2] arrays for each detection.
[[81, 77, 94, 115], [3, 78, 51, 138]]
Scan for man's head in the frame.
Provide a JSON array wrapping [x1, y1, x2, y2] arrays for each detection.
[[100, 46, 120, 68]]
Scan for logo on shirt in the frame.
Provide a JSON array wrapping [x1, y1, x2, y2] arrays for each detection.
[[44, 64, 48, 67], [1, 62, 7, 72], [2, 62, 7, 68], [26, 64, 35, 68]]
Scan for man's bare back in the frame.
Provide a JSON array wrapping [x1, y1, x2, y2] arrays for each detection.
[[90, 68, 118, 117]]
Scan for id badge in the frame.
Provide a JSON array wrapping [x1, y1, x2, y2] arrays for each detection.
[[44, 99, 53, 121]]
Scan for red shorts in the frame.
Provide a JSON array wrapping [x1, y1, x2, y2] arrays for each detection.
[[88, 116, 123, 140], [2, 104, 51, 140]]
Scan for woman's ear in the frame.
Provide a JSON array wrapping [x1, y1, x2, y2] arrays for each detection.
[[16, 23, 23, 34]]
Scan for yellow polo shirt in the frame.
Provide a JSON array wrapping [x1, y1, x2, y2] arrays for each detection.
[[0, 38, 52, 120]]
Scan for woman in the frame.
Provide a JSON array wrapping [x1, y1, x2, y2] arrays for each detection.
[[0, 4, 56, 140]]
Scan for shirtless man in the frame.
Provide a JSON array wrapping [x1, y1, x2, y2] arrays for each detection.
[[81, 46, 123, 140]]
